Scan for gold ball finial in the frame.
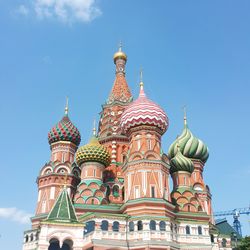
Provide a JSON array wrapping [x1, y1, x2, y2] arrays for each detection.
[[113, 41, 127, 63]]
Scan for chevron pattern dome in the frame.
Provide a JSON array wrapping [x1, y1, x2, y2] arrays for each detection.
[[120, 83, 169, 134], [48, 115, 81, 146]]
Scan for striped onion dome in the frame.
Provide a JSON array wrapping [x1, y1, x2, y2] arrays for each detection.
[[168, 118, 209, 163], [120, 82, 169, 134], [76, 133, 111, 167], [170, 146, 194, 174], [48, 113, 81, 146]]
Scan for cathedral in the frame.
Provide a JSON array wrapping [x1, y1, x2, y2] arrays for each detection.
[[23, 47, 233, 250]]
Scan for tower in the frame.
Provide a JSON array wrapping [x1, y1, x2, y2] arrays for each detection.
[[98, 44, 132, 203], [168, 112, 212, 216], [35, 101, 81, 221], [74, 125, 111, 205], [120, 76, 170, 216]]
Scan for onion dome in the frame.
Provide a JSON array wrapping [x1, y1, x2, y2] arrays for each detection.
[[113, 42, 127, 63], [76, 126, 111, 167], [170, 145, 194, 174], [120, 75, 169, 135], [168, 114, 209, 163], [48, 99, 81, 146]]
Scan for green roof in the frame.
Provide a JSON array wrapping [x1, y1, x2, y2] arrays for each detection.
[[47, 187, 78, 223], [216, 219, 241, 239]]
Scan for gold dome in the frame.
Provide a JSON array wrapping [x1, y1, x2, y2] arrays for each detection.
[[113, 43, 127, 63]]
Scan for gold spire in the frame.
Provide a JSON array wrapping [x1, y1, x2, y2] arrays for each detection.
[[140, 67, 144, 89], [65, 97, 69, 115], [183, 105, 187, 126], [93, 119, 96, 136], [118, 41, 122, 52]]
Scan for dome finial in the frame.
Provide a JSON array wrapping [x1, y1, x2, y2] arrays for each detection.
[[93, 119, 96, 136], [183, 105, 187, 126], [118, 40, 122, 52], [65, 97, 69, 116], [140, 67, 144, 89]]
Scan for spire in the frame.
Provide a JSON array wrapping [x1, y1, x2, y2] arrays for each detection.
[[93, 119, 96, 136], [139, 68, 146, 98], [183, 105, 187, 126], [47, 187, 78, 223], [64, 97, 69, 116], [107, 44, 132, 104]]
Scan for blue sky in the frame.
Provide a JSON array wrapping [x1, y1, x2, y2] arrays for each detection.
[[0, 1, 250, 249]]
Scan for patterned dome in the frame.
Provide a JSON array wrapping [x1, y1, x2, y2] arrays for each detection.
[[168, 119, 209, 163], [120, 83, 169, 134], [48, 114, 81, 146], [170, 146, 194, 174], [76, 135, 111, 167]]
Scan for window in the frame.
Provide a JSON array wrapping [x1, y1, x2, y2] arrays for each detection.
[[134, 186, 140, 199], [101, 220, 108, 231], [129, 221, 134, 232], [93, 169, 96, 177], [137, 140, 141, 150], [25, 235, 29, 243], [137, 221, 143, 231], [184, 176, 187, 185], [30, 234, 33, 241], [198, 226, 202, 235], [210, 234, 214, 243], [84, 221, 95, 235], [112, 221, 119, 232], [159, 221, 166, 231], [170, 223, 173, 232], [113, 185, 119, 197], [41, 201, 46, 213], [222, 238, 227, 247], [151, 186, 155, 198], [150, 220, 156, 230], [186, 225, 190, 235]]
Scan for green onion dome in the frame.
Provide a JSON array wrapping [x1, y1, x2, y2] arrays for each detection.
[[170, 147, 194, 174], [168, 119, 209, 163], [48, 114, 81, 146], [76, 135, 111, 167]]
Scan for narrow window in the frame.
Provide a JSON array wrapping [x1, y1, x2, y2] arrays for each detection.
[[137, 140, 141, 150], [222, 238, 227, 247], [159, 221, 166, 231], [198, 226, 202, 235], [186, 225, 190, 235], [93, 169, 96, 177], [151, 186, 155, 198], [184, 176, 187, 185], [101, 220, 108, 231], [41, 201, 46, 213], [112, 221, 119, 232], [84, 220, 95, 235], [210, 234, 214, 243], [150, 220, 156, 230], [129, 221, 134, 232], [137, 221, 143, 231]]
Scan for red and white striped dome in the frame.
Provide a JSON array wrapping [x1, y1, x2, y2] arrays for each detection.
[[120, 83, 169, 134]]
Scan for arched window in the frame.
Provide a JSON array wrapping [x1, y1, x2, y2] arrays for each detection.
[[122, 187, 125, 200], [222, 238, 227, 247], [137, 220, 143, 231], [198, 226, 202, 235], [101, 220, 109, 231], [159, 221, 166, 231], [112, 221, 119, 232], [84, 220, 95, 235], [30, 234, 33, 241], [149, 220, 156, 230], [113, 185, 119, 197], [106, 186, 111, 201], [170, 223, 173, 232], [25, 235, 29, 243], [62, 239, 73, 250], [174, 224, 178, 233], [48, 238, 60, 250], [129, 221, 134, 232], [186, 225, 190, 235], [210, 234, 214, 243]]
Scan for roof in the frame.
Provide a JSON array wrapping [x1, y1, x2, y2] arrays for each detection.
[[216, 218, 241, 239], [46, 187, 78, 223]]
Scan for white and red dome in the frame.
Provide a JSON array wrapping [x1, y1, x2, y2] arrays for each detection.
[[120, 83, 169, 134]]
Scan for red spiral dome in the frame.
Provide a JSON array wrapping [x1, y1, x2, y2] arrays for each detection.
[[48, 114, 81, 146], [120, 83, 169, 134]]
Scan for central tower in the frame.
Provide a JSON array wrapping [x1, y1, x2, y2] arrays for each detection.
[[98, 44, 132, 203]]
